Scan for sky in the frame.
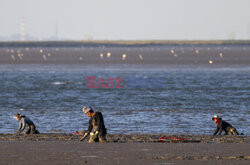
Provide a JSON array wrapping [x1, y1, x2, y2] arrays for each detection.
[[1, 0, 250, 40]]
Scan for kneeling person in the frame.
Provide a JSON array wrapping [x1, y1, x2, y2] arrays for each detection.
[[212, 115, 239, 135], [80, 107, 107, 143], [13, 113, 39, 135]]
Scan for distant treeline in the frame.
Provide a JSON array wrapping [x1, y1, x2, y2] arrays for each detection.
[[0, 40, 250, 48]]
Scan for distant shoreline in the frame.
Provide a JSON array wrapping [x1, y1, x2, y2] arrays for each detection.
[[1, 40, 250, 48], [0, 42, 250, 65]]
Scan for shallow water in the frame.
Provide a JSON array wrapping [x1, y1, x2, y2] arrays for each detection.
[[0, 64, 249, 135]]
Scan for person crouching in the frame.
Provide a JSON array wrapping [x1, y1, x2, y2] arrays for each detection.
[[79, 107, 107, 143], [212, 115, 239, 135], [13, 113, 39, 135]]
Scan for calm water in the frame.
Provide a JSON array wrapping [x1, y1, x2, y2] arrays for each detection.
[[0, 64, 249, 135]]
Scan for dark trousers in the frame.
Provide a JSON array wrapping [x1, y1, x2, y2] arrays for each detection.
[[89, 132, 106, 143], [225, 127, 239, 135], [25, 125, 39, 134]]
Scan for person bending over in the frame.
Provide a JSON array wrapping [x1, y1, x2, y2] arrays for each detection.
[[80, 107, 107, 143], [13, 113, 39, 135], [212, 115, 239, 136]]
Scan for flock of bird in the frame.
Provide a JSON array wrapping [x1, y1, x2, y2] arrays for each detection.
[[2, 47, 227, 64]]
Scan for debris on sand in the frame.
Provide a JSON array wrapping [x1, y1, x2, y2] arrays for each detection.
[[0, 134, 248, 143]]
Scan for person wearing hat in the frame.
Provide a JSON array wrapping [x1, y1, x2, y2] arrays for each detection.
[[79, 106, 107, 143], [212, 115, 239, 135], [13, 113, 39, 135]]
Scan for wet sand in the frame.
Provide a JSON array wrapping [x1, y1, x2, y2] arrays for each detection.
[[0, 41, 250, 65], [0, 134, 249, 164]]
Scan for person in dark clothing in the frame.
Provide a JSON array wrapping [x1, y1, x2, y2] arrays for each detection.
[[13, 113, 39, 135], [212, 115, 239, 135], [80, 107, 107, 143]]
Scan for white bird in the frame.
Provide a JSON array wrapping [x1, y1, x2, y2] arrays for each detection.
[[11, 55, 15, 61], [138, 54, 143, 60], [43, 55, 47, 61], [100, 53, 104, 59], [122, 54, 127, 60]]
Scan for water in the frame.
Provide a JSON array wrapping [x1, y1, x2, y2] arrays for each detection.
[[0, 64, 249, 135]]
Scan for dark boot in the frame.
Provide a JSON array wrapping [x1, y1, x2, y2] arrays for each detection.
[[30, 125, 40, 134], [230, 127, 239, 135]]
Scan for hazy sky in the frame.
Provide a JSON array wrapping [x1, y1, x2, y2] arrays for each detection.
[[1, 0, 250, 40]]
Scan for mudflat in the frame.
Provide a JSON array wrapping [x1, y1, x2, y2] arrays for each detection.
[[0, 42, 250, 65], [0, 134, 249, 165]]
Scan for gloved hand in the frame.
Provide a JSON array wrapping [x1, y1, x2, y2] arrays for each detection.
[[89, 131, 99, 136], [79, 133, 88, 141]]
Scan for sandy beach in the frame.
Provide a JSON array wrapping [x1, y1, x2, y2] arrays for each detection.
[[0, 134, 249, 164]]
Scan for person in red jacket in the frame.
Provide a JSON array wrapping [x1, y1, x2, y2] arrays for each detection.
[[212, 115, 239, 135]]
